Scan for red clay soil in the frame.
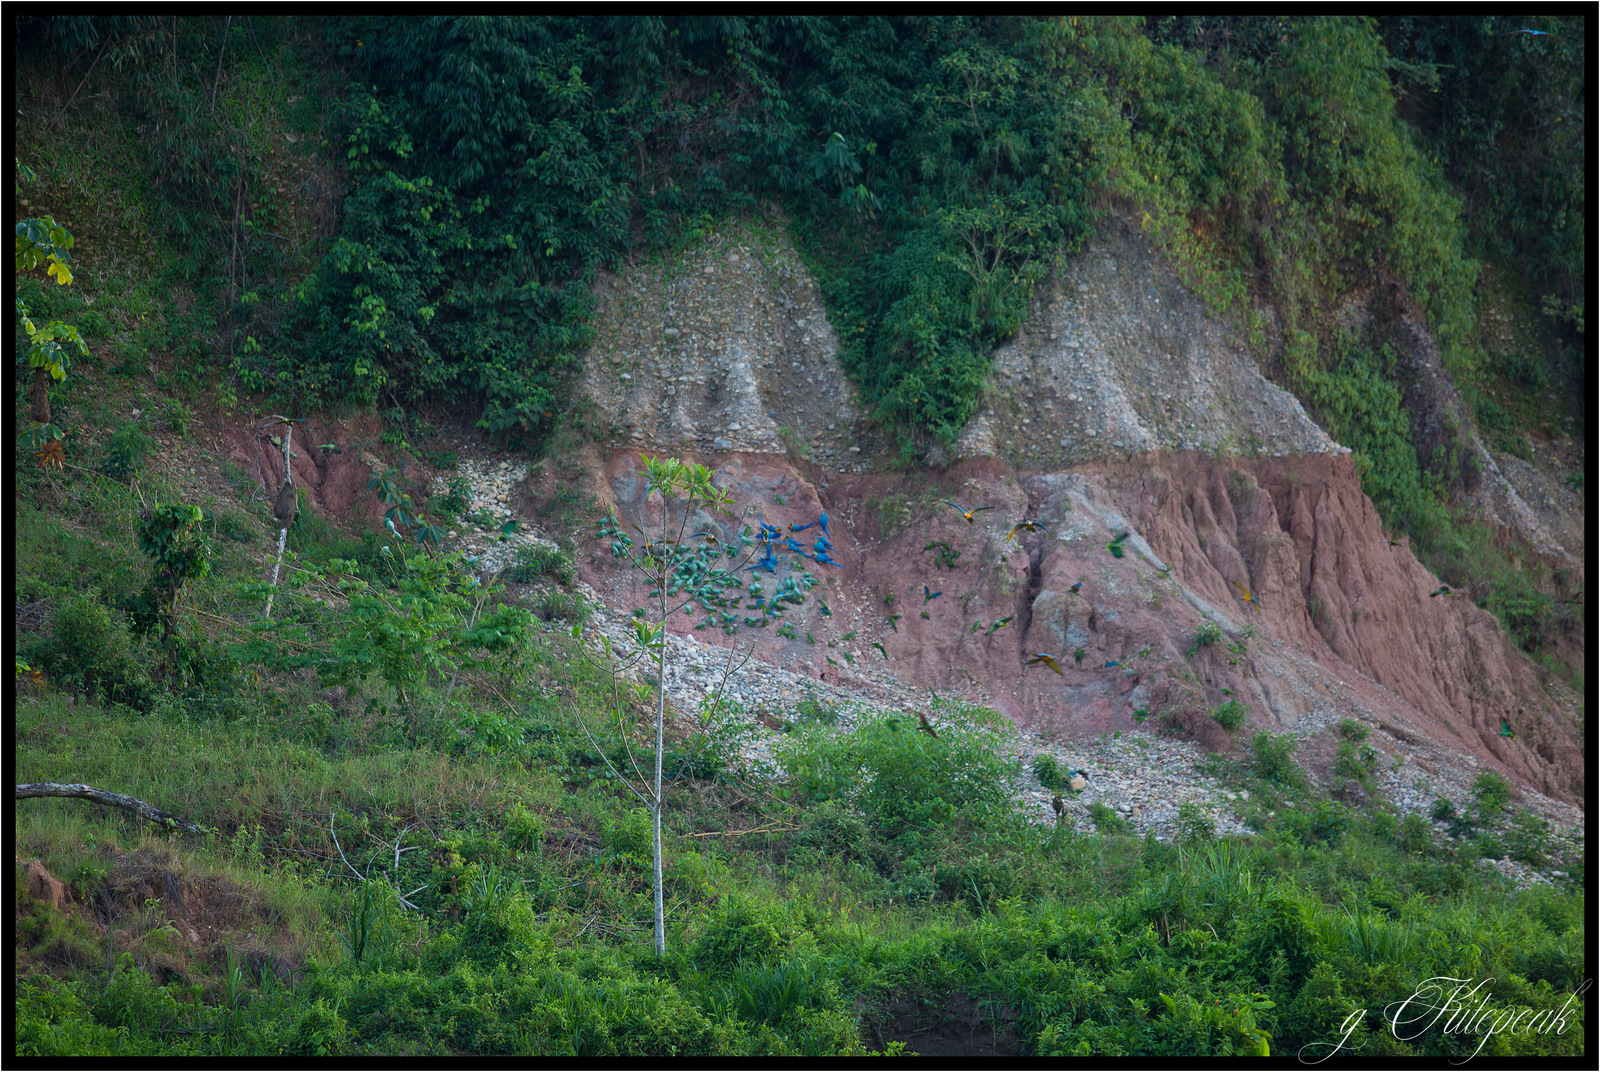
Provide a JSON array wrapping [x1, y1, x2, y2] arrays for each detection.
[[577, 447, 1583, 806]]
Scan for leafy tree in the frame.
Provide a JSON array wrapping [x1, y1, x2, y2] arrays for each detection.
[[14, 161, 88, 469], [129, 503, 213, 646], [590, 454, 810, 956]]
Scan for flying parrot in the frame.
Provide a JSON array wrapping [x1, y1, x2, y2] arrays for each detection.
[[1231, 580, 1261, 612], [1007, 520, 1048, 541], [1105, 531, 1131, 558], [1027, 653, 1065, 675], [945, 500, 995, 524]]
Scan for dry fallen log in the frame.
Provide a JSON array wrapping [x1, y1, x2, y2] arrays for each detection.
[[15, 783, 214, 834]]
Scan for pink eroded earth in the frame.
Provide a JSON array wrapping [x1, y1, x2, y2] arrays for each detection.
[[577, 447, 1583, 807]]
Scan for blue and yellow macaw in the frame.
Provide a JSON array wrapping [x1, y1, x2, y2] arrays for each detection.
[[1231, 580, 1261, 612], [1006, 519, 1047, 541], [1027, 653, 1065, 675], [945, 500, 995, 524]]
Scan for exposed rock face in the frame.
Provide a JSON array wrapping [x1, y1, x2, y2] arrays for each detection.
[[578, 224, 886, 470], [226, 414, 390, 532], [558, 210, 1583, 808], [954, 217, 1338, 465]]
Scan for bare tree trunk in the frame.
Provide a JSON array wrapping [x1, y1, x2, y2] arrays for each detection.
[[653, 642, 666, 958], [264, 426, 294, 619], [15, 783, 213, 834]]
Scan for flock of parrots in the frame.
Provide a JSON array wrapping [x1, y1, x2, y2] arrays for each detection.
[[610, 485, 1521, 744]]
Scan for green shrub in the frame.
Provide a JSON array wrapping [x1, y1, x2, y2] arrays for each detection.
[[1471, 770, 1513, 819], [1211, 699, 1247, 733], [791, 799, 872, 864], [533, 589, 590, 625], [1189, 620, 1225, 654], [1336, 719, 1369, 741], [778, 705, 1021, 842], [1249, 732, 1303, 788], [510, 542, 577, 586], [99, 422, 155, 481], [1090, 802, 1129, 834], [1502, 810, 1552, 868], [1175, 802, 1214, 844], [1033, 753, 1065, 790], [32, 593, 152, 707], [693, 897, 803, 969]]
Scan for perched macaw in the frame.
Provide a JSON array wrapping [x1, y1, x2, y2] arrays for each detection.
[[1027, 653, 1065, 675], [812, 534, 832, 554], [945, 500, 995, 524], [923, 585, 942, 605], [1104, 660, 1121, 669], [986, 616, 1014, 635], [814, 548, 843, 567], [1105, 531, 1131, 559], [785, 537, 815, 558], [1007, 520, 1047, 541], [789, 519, 818, 533], [1231, 580, 1261, 612]]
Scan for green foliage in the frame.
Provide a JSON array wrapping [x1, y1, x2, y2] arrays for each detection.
[[1210, 699, 1247, 733], [510, 542, 577, 586], [1470, 770, 1512, 819], [27, 593, 153, 707], [1174, 802, 1213, 845], [1188, 619, 1224, 655], [1336, 719, 1369, 742], [339, 879, 401, 969], [1250, 732, 1305, 789], [1033, 753, 1064, 790], [129, 502, 213, 646], [779, 704, 1021, 842], [100, 422, 157, 482], [1089, 801, 1129, 834], [237, 549, 531, 736]]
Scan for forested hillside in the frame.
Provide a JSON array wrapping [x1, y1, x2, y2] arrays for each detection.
[[13, 16, 1585, 1057]]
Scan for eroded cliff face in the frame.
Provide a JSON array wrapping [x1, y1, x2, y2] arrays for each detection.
[[547, 213, 1584, 806], [575, 449, 1581, 805]]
